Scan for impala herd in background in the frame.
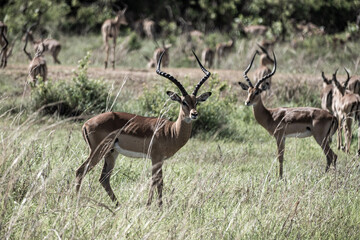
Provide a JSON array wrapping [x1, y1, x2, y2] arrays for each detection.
[[1, 6, 359, 206]]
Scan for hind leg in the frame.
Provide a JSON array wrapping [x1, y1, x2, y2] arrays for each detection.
[[344, 117, 352, 153], [76, 136, 115, 193], [337, 117, 344, 151], [100, 151, 119, 206], [112, 37, 116, 69], [103, 36, 110, 69], [313, 132, 337, 172], [53, 48, 61, 64]]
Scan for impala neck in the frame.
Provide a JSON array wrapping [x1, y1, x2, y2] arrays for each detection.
[[171, 105, 192, 146], [252, 96, 272, 132]]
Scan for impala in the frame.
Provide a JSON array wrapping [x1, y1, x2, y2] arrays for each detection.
[[238, 51, 338, 178], [216, 38, 235, 66], [343, 68, 360, 95], [0, 21, 9, 68], [253, 44, 274, 92], [320, 71, 334, 112], [76, 51, 212, 206], [331, 69, 360, 154], [24, 30, 61, 64], [153, 43, 172, 68], [143, 18, 156, 40], [239, 23, 268, 37], [101, 6, 128, 69], [24, 36, 47, 86], [201, 47, 214, 68], [321, 68, 360, 113]]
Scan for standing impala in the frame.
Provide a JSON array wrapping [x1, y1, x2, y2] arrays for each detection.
[[76, 51, 212, 206], [102, 6, 128, 69], [331, 69, 360, 154], [321, 71, 334, 112], [0, 21, 9, 68], [238, 51, 338, 178], [24, 30, 61, 64], [253, 44, 274, 92]]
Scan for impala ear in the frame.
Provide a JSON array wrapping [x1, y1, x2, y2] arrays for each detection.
[[238, 82, 249, 90], [196, 92, 212, 102], [166, 91, 181, 102]]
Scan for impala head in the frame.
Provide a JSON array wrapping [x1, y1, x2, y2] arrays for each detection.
[[114, 5, 128, 25], [156, 50, 212, 122], [331, 68, 351, 96], [257, 43, 274, 66], [238, 50, 277, 106]]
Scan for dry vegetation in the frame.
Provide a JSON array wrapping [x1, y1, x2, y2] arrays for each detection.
[[1, 32, 360, 239]]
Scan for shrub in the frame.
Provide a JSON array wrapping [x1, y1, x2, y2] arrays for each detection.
[[31, 52, 108, 116]]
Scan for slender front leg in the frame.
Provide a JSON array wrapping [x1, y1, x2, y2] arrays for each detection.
[[337, 117, 343, 150], [276, 136, 285, 179], [112, 36, 116, 70], [104, 36, 109, 69], [344, 117, 352, 153], [147, 160, 163, 206]]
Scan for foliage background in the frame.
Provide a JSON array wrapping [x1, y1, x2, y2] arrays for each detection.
[[1, 0, 359, 36]]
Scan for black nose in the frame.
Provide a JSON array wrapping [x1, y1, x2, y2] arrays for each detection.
[[191, 112, 198, 119]]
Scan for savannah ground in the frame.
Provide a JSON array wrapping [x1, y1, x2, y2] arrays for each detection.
[[1, 34, 360, 239]]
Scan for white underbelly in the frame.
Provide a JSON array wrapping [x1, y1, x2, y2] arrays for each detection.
[[113, 141, 147, 159], [285, 130, 312, 138]]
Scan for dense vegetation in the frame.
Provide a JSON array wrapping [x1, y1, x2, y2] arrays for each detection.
[[1, 0, 360, 36]]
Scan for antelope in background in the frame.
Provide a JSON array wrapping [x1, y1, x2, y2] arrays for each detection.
[[24, 30, 61, 64], [143, 18, 156, 40], [76, 51, 212, 206], [321, 68, 360, 113], [0, 21, 9, 68], [238, 23, 268, 37], [238, 51, 337, 178], [201, 47, 215, 68], [321, 71, 334, 113], [253, 44, 274, 92], [146, 42, 172, 68], [101, 5, 128, 69], [216, 37, 235, 67], [330, 69, 360, 154], [24, 39, 47, 86]]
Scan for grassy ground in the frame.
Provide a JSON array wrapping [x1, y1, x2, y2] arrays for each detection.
[[1, 33, 360, 239]]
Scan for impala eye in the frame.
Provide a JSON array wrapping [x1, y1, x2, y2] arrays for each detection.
[[182, 101, 188, 107]]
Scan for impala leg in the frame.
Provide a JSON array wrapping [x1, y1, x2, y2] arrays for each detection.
[[276, 136, 285, 179], [100, 151, 119, 206], [147, 161, 163, 206], [104, 36, 109, 69], [344, 117, 352, 154], [53, 47, 61, 64], [313, 130, 337, 172], [112, 36, 116, 69], [76, 138, 114, 194], [337, 117, 343, 150]]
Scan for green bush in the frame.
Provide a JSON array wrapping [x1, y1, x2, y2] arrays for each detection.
[[31, 52, 108, 116]]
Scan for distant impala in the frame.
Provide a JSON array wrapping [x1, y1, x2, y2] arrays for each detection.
[[101, 6, 128, 69], [76, 51, 212, 206]]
